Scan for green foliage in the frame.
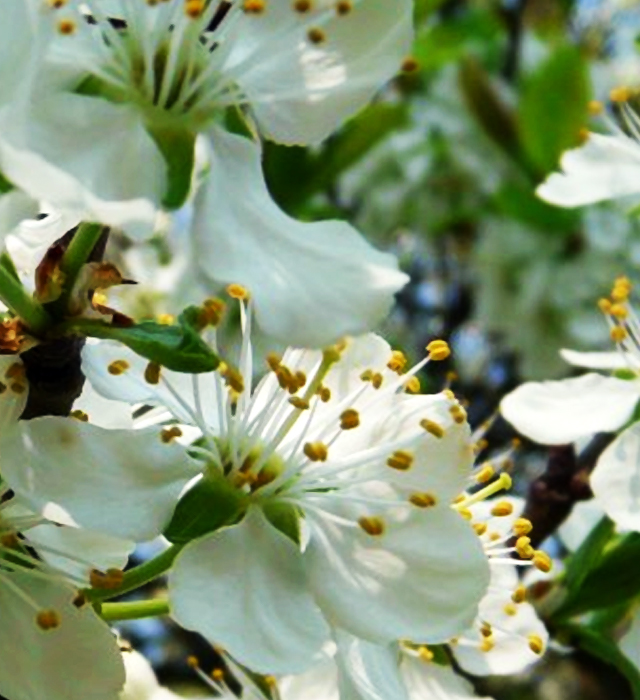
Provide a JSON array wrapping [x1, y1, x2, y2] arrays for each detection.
[[554, 532, 640, 620], [164, 476, 245, 544], [563, 516, 616, 596], [518, 45, 591, 176], [561, 623, 640, 700], [65, 306, 219, 373], [264, 102, 408, 214]]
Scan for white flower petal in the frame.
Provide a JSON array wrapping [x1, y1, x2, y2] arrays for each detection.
[[280, 656, 340, 700], [73, 382, 134, 430], [591, 425, 640, 531], [558, 500, 607, 552], [500, 374, 639, 444], [560, 349, 629, 371], [537, 133, 640, 206], [228, 0, 413, 145], [0, 417, 200, 541], [26, 523, 134, 584], [402, 657, 493, 700], [335, 634, 409, 700], [169, 506, 330, 674], [304, 506, 489, 644], [191, 128, 408, 347], [0, 574, 125, 700]]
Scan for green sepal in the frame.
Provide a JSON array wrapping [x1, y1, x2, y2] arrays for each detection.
[[614, 369, 638, 381], [164, 476, 245, 544], [0, 172, 14, 195], [149, 125, 196, 210], [559, 623, 640, 700], [263, 501, 302, 545], [62, 309, 219, 373]]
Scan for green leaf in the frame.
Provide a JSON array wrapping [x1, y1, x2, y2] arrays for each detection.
[[64, 312, 219, 373], [149, 126, 196, 210], [562, 624, 640, 700], [494, 181, 580, 233], [458, 58, 525, 169], [555, 532, 640, 619], [164, 476, 245, 544], [518, 44, 591, 175], [564, 516, 616, 595]]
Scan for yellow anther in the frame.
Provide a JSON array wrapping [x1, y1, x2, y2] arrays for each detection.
[[528, 634, 544, 655], [243, 0, 265, 12], [358, 516, 385, 536], [426, 339, 451, 361], [588, 100, 603, 116], [442, 388, 455, 400], [387, 350, 408, 374], [513, 517, 533, 537], [473, 522, 488, 536], [360, 369, 373, 382], [10, 382, 26, 395], [336, 0, 352, 14], [404, 376, 421, 394], [409, 492, 438, 508], [5, 363, 25, 380], [211, 669, 225, 682], [610, 326, 628, 343], [371, 372, 383, 389], [144, 361, 162, 385], [70, 410, 89, 422], [480, 622, 492, 638], [503, 603, 518, 616], [615, 275, 633, 291], [303, 442, 328, 462], [90, 568, 125, 590], [293, 0, 311, 10], [57, 18, 76, 34], [533, 550, 553, 573], [323, 345, 343, 364], [47, 0, 68, 7], [516, 536, 534, 559], [480, 637, 495, 653], [227, 283, 250, 300], [418, 646, 434, 662], [512, 585, 527, 604], [294, 370, 307, 389], [307, 27, 326, 43], [401, 56, 419, 73], [36, 609, 61, 631], [577, 127, 590, 145], [340, 408, 360, 430], [318, 385, 331, 402], [200, 298, 226, 327], [289, 396, 310, 410], [489, 531, 501, 541], [610, 86, 633, 103], [187, 656, 199, 669], [420, 419, 445, 438], [386, 450, 414, 471], [264, 676, 277, 689], [72, 592, 87, 608], [598, 297, 612, 313], [221, 365, 245, 393], [449, 404, 467, 424], [458, 508, 473, 520], [107, 359, 130, 376], [184, 0, 205, 17], [490, 500, 514, 517], [610, 303, 629, 319], [157, 313, 175, 325], [475, 465, 495, 484], [161, 426, 183, 443], [266, 352, 281, 371]]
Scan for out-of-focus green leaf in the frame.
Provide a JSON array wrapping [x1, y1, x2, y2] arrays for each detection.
[[413, 12, 502, 71], [518, 44, 591, 175], [554, 533, 640, 619], [562, 624, 640, 700], [414, 0, 448, 23], [459, 58, 525, 167], [64, 308, 219, 373], [264, 103, 408, 213], [495, 181, 580, 233]]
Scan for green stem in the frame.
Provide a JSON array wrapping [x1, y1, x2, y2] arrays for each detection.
[[52, 222, 105, 316], [0, 264, 52, 334], [85, 544, 184, 603], [99, 598, 170, 622]]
